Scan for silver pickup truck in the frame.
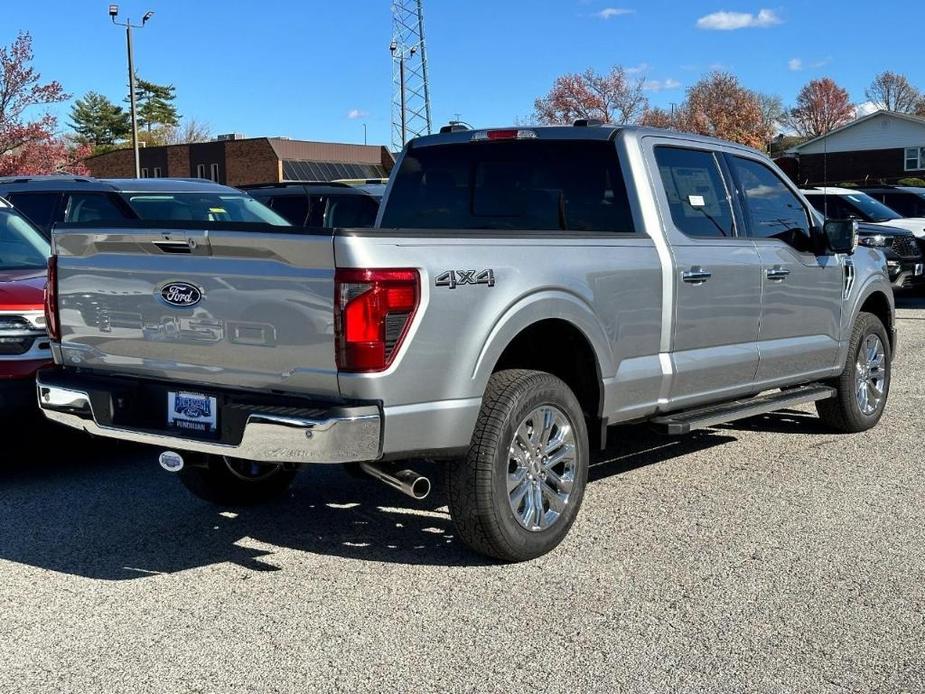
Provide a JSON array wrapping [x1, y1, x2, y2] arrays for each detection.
[[37, 124, 895, 561]]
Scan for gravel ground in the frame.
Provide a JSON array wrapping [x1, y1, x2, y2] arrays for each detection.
[[1, 295, 923, 693]]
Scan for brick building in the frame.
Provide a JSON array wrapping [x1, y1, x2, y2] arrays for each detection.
[[84, 135, 394, 187], [781, 110, 925, 186]]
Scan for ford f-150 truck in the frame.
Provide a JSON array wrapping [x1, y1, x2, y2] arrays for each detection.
[[37, 124, 895, 561]]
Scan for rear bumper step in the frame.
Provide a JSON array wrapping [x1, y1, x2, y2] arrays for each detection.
[[36, 370, 381, 465], [650, 384, 836, 435]]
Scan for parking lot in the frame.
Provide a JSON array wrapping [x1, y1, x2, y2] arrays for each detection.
[[0, 295, 921, 693]]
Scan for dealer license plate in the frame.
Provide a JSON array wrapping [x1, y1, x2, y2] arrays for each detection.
[[167, 391, 218, 434]]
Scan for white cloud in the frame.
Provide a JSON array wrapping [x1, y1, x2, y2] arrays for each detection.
[[595, 7, 634, 19], [346, 109, 368, 120], [788, 56, 831, 71], [625, 62, 650, 75], [696, 9, 782, 30], [855, 101, 879, 117], [643, 78, 682, 92]]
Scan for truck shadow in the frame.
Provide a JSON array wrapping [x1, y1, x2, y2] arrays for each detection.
[[895, 292, 925, 311], [0, 417, 786, 579]]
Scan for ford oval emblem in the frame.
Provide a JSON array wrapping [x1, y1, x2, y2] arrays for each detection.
[[160, 282, 203, 307]]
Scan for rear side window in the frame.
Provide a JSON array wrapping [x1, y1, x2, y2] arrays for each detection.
[[380, 140, 635, 233], [882, 192, 925, 217], [326, 195, 379, 228], [6, 192, 61, 232], [654, 146, 735, 238]]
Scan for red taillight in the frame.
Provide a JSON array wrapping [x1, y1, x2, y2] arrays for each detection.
[[44, 255, 60, 342], [334, 268, 420, 372]]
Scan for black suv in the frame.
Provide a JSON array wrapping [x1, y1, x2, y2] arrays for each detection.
[[0, 176, 289, 237], [240, 181, 381, 228], [855, 221, 924, 290]]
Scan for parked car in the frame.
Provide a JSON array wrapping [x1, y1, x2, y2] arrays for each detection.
[[38, 124, 895, 562], [854, 222, 924, 290], [0, 197, 51, 411], [801, 186, 925, 246], [240, 181, 381, 228], [0, 176, 289, 237], [857, 184, 925, 219]]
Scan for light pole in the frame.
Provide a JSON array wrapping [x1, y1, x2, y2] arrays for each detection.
[[109, 5, 154, 178], [390, 41, 417, 147], [363, 123, 367, 146]]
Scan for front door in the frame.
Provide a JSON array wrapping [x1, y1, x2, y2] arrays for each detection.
[[727, 154, 843, 384]]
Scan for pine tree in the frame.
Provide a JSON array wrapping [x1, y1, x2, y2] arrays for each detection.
[[69, 91, 130, 149], [130, 78, 180, 134]]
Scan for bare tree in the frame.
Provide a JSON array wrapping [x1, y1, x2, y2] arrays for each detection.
[[165, 117, 213, 145], [866, 71, 922, 113], [534, 66, 648, 125], [756, 93, 785, 135]]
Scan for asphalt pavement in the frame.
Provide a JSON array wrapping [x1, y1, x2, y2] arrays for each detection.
[[1, 295, 923, 693]]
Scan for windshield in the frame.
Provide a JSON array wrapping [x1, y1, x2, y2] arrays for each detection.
[[0, 208, 50, 271], [120, 193, 291, 226], [841, 193, 902, 223]]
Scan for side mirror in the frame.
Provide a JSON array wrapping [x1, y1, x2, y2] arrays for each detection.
[[822, 219, 858, 255]]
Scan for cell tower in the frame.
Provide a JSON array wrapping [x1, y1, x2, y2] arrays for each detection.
[[390, 0, 432, 152]]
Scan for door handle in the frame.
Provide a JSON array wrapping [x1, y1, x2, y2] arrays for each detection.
[[681, 267, 712, 284], [766, 266, 791, 281]]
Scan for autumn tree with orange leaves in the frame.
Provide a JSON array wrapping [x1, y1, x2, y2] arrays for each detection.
[[534, 66, 648, 125], [785, 77, 855, 138], [642, 72, 772, 149]]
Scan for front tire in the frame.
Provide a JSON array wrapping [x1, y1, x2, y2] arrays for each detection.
[[817, 311, 891, 433], [178, 454, 297, 506], [446, 369, 589, 562]]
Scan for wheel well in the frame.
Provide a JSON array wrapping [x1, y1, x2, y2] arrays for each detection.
[[860, 291, 894, 352], [493, 319, 603, 421]]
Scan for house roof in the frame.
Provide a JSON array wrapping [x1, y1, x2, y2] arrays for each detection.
[[789, 110, 925, 153]]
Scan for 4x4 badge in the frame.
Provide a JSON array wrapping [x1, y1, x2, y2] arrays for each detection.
[[435, 269, 495, 289]]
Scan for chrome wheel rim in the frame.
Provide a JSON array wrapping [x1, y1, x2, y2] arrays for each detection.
[[507, 405, 577, 532], [223, 457, 283, 482], [855, 334, 886, 416]]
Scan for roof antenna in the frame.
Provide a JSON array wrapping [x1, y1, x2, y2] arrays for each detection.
[[823, 127, 829, 218]]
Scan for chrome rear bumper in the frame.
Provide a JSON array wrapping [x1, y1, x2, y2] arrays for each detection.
[[37, 377, 381, 465]]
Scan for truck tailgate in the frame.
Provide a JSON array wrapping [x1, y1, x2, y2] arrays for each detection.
[[53, 226, 340, 397]]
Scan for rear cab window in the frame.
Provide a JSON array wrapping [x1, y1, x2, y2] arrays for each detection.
[[5, 192, 61, 234], [380, 139, 635, 233]]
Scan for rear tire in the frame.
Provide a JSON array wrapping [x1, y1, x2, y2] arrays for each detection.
[[178, 454, 297, 506], [446, 369, 589, 562], [817, 311, 891, 433]]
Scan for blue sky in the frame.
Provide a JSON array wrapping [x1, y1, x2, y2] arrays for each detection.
[[4, 1, 924, 146]]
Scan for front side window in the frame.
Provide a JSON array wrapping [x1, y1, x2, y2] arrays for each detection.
[[122, 193, 290, 225], [381, 140, 635, 233], [63, 193, 134, 224], [0, 208, 50, 270], [265, 194, 309, 226], [732, 157, 812, 251], [655, 146, 735, 238]]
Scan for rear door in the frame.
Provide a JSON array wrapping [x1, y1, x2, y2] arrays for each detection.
[[648, 142, 762, 407], [727, 154, 843, 384]]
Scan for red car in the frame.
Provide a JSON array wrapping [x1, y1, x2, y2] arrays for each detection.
[[0, 198, 51, 412]]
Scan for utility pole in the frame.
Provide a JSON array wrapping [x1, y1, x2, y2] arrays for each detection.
[[390, 0, 432, 151], [109, 5, 154, 178]]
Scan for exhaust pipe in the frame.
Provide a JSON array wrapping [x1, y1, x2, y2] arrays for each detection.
[[359, 462, 431, 500]]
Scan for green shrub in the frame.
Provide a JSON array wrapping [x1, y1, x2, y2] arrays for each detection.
[[898, 177, 925, 186]]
